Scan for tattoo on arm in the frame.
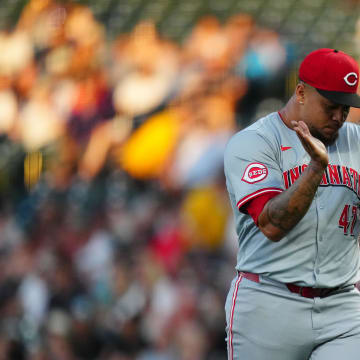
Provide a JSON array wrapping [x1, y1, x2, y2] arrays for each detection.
[[263, 163, 324, 234]]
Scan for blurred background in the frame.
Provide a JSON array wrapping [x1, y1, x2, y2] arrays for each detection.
[[0, 0, 360, 359]]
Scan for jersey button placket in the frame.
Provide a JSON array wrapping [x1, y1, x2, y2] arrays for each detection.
[[314, 198, 323, 284]]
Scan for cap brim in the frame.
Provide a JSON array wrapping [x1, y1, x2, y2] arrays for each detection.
[[316, 88, 360, 108]]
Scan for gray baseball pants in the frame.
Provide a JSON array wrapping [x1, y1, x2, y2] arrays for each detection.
[[225, 272, 360, 360]]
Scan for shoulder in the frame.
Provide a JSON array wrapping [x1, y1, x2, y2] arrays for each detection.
[[225, 112, 281, 157], [342, 121, 360, 133], [338, 121, 360, 141]]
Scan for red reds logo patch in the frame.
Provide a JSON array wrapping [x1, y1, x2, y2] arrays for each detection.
[[242, 163, 268, 184]]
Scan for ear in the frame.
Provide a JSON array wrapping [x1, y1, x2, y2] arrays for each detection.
[[295, 83, 305, 105]]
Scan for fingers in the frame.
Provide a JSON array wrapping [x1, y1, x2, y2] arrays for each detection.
[[291, 121, 313, 150], [291, 120, 310, 138], [290, 120, 328, 166], [291, 120, 317, 151]]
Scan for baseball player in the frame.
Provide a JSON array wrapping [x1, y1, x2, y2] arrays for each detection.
[[224, 48, 360, 359]]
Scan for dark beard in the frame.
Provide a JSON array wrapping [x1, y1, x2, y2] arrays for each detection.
[[308, 126, 339, 147]]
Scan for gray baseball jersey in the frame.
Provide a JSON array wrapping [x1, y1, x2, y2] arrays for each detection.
[[224, 111, 360, 288]]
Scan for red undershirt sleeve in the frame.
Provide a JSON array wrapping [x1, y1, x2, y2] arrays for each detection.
[[241, 192, 280, 226]]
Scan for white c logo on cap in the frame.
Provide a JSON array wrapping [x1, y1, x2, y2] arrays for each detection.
[[344, 72, 358, 86]]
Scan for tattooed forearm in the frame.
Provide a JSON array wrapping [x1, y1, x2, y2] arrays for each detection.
[[258, 161, 326, 241]]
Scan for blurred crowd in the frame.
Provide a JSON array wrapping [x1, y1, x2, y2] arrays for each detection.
[[0, 0, 316, 359]]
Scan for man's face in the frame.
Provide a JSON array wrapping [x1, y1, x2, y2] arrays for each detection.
[[300, 83, 350, 146]]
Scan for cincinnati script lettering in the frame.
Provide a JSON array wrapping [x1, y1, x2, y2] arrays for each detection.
[[283, 164, 360, 197]]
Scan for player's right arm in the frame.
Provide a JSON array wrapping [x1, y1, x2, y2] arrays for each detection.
[[258, 121, 328, 242]]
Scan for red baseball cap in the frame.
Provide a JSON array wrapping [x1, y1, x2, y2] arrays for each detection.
[[299, 48, 360, 108]]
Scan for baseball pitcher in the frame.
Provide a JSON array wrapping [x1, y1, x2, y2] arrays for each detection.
[[224, 48, 360, 359]]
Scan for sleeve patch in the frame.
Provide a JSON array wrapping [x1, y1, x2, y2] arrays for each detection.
[[241, 162, 268, 184]]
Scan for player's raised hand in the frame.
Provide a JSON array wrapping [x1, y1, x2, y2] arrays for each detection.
[[291, 120, 329, 168]]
